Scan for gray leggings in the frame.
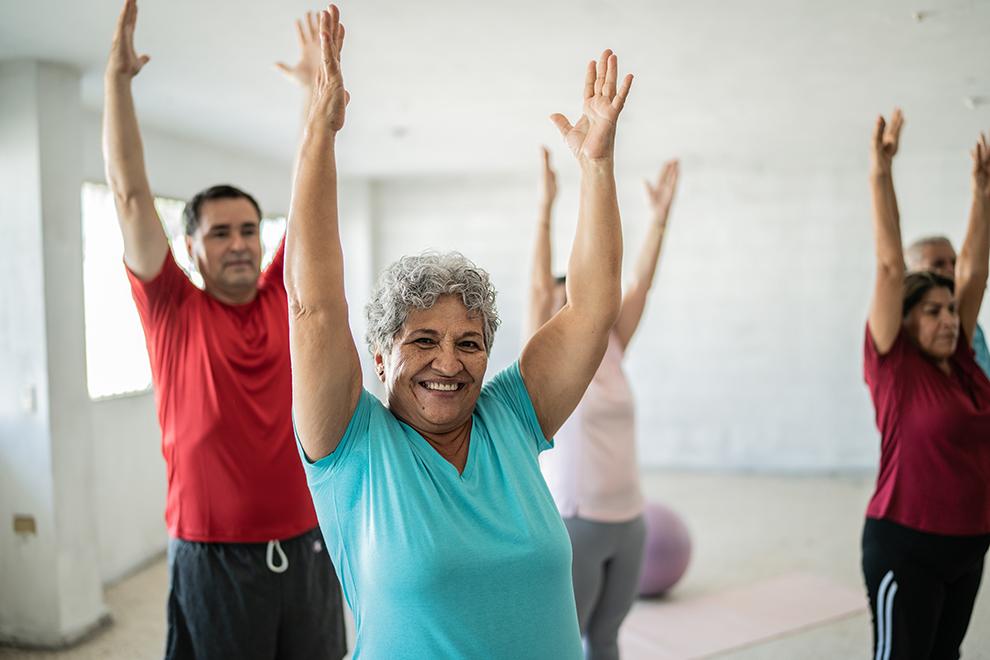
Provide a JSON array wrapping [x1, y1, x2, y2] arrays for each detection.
[[565, 514, 647, 660]]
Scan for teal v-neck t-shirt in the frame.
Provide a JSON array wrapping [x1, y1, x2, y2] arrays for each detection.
[[299, 362, 582, 659]]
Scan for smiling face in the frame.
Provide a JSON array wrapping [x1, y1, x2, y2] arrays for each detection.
[[903, 286, 960, 361], [184, 197, 262, 304], [375, 295, 489, 435]]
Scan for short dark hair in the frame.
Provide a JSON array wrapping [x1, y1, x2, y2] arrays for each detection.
[[903, 270, 955, 317], [182, 184, 262, 236]]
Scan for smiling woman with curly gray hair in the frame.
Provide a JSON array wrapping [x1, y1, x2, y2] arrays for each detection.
[[365, 252, 500, 356], [283, 6, 635, 658]]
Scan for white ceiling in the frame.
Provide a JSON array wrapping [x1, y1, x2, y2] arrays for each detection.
[[1, 0, 988, 176]]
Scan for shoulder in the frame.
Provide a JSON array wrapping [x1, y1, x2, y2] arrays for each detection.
[[299, 389, 396, 482], [478, 362, 549, 453]]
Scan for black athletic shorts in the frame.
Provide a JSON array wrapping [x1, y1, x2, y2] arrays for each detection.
[[166, 526, 347, 660]]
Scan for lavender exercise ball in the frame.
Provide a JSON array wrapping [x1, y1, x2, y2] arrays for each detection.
[[637, 501, 692, 597]]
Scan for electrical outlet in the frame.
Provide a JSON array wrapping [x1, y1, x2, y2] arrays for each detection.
[[13, 515, 37, 535]]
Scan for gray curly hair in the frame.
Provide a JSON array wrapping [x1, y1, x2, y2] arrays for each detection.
[[365, 252, 500, 355]]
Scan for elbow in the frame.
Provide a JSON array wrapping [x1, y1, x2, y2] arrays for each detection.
[[286, 288, 348, 324], [958, 263, 989, 289], [107, 180, 151, 210], [603, 293, 622, 327], [877, 260, 905, 282]]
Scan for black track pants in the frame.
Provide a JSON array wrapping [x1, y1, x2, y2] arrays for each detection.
[[861, 517, 989, 660]]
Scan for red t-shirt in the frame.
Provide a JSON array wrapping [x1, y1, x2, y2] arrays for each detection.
[[864, 324, 990, 535], [127, 241, 317, 542]]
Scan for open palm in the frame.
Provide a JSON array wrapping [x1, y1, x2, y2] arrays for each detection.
[[276, 12, 322, 88], [107, 0, 150, 79], [871, 108, 903, 174], [312, 4, 348, 132], [644, 159, 680, 219], [973, 132, 990, 197], [551, 50, 633, 162]]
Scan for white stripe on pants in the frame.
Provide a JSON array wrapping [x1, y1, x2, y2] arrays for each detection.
[[874, 570, 898, 660]]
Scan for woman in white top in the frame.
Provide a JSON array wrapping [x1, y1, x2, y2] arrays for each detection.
[[528, 149, 680, 660]]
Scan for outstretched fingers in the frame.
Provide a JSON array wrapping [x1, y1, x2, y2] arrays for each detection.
[[307, 11, 318, 40], [661, 160, 675, 186], [603, 51, 617, 98], [116, 0, 136, 33], [550, 113, 574, 137], [594, 50, 609, 97], [612, 73, 633, 111], [886, 107, 904, 147], [295, 18, 306, 46], [319, 5, 343, 73], [874, 115, 886, 151], [583, 60, 596, 101]]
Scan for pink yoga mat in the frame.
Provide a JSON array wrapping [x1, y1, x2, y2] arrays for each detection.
[[619, 572, 867, 659]]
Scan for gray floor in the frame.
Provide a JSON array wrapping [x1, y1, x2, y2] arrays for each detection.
[[3, 471, 988, 659]]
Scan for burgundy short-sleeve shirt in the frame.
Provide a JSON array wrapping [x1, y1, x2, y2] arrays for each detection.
[[864, 325, 990, 535]]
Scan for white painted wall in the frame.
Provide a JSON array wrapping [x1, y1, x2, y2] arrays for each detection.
[[370, 152, 990, 471], [0, 60, 107, 647]]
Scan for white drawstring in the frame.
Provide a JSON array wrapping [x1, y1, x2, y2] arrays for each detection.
[[266, 540, 289, 574]]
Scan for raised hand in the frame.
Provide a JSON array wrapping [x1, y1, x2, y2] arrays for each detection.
[[276, 12, 322, 89], [106, 0, 150, 80], [540, 147, 558, 207], [551, 50, 633, 162], [871, 108, 904, 175], [972, 132, 990, 198], [309, 4, 348, 133], [644, 159, 680, 223]]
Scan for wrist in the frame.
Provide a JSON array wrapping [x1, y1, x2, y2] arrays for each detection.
[[302, 121, 338, 146], [104, 70, 134, 88], [579, 157, 615, 176], [869, 168, 891, 181]]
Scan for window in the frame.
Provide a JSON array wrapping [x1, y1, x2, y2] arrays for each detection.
[[81, 182, 286, 399]]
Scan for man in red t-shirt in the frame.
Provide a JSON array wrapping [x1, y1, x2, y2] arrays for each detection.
[[103, 2, 345, 658]]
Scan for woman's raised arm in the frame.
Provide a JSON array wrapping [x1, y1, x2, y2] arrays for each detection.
[[521, 50, 632, 439], [613, 159, 679, 350], [525, 147, 559, 339], [868, 109, 907, 355], [956, 133, 990, 343], [284, 5, 361, 461]]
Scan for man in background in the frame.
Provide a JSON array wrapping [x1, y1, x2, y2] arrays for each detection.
[[102, 2, 346, 657]]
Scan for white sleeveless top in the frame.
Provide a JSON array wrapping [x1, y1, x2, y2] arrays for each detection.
[[541, 332, 644, 522]]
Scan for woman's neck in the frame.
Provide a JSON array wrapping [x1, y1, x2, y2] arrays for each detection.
[[412, 420, 473, 474]]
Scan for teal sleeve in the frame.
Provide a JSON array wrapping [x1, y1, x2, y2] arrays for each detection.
[[973, 324, 990, 380], [295, 389, 377, 484], [484, 361, 554, 454]]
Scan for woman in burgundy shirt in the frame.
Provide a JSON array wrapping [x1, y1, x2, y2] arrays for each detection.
[[864, 109, 990, 659]]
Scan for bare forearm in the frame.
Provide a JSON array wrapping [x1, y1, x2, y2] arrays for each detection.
[[532, 202, 554, 287], [631, 213, 667, 289], [285, 127, 346, 310], [870, 171, 905, 276], [959, 193, 990, 283], [102, 77, 153, 203], [101, 73, 168, 277], [526, 203, 555, 336], [567, 160, 622, 324]]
